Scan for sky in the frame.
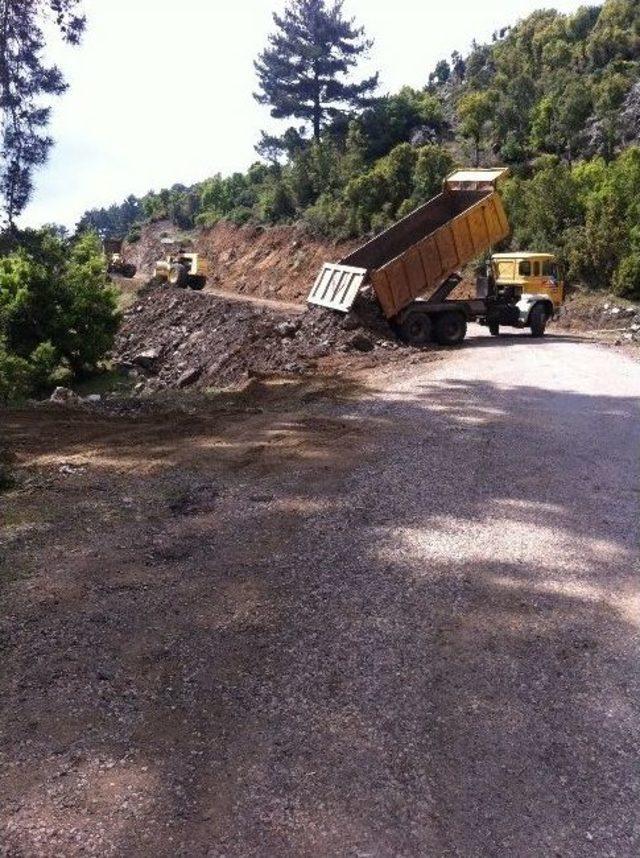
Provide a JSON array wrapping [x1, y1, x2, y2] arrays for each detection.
[[23, 0, 585, 229]]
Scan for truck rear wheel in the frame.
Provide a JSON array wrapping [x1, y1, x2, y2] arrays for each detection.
[[399, 311, 432, 346], [529, 304, 547, 338], [435, 311, 467, 346], [187, 275, 206, 291], [168, 263, 188, 288]]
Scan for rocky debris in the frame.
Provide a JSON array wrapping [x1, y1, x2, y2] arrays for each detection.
[[177, 367, 202, 388], [50, 387, 80, 404], [132, 348, 161, 371], [349, 333, 375, 353], [557, 292, 640, 335], [112, 286, 400, 391], [275, 320, 300, 338]]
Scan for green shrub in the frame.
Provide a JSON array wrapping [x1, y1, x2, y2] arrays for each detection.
[[195, 210, 221, 228], [258, 180, 296, 223], [612, 254, 640, 298], [126, 224, 142, 243], [225, 207, 253, 226], [0, 228, 120, 397], [0, 344, 32, 404]]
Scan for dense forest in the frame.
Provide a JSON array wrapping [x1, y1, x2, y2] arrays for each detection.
[[80, 0, 640, 298]]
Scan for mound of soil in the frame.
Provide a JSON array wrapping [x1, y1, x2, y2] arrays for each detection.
[[123, 220, 359, 305], [113, 286, 401, 392], [556, 291, 640, 333]]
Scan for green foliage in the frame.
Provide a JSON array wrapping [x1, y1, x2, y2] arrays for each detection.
[[457, 91, 495, 165], [0, 228, 119, 401], [126, 224, 142, 243], [0, 1, 85, 224], [612, 253, 640, 297], [343, 143, 453, 234], [504, 146, 640, 294], [0, 344, 32, 404], [254, 0, 378, 142], [358, 88, 444, 160]]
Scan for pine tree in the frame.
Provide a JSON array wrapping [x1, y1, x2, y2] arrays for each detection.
[[0, 1, 85, 225], [255, 0, 378, 145]]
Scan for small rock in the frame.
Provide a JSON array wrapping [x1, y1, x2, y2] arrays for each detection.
[[349, 333, 374, 353], [275, 321, 300, 338], [50, 387, 79, 404], [177, 367, 202, 388], [133, 349, 160, 371], [85, 394, 101, 403], [341, 315, 361, 332]]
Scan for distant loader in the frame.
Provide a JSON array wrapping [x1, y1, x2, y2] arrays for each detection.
[[154, 246, 208, 290]]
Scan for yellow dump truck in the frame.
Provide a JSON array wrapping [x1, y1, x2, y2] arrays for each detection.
[[309, 169, 562, 345]]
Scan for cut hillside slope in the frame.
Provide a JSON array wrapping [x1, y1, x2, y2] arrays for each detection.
[[124, 221, 358, 304]]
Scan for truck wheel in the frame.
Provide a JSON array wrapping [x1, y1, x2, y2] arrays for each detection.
[[435, 311, 467, 346], [187, 275, 206, 291], [399, 311, 432, 346], [489, 321, 500, 336], [168, 263, 188, 288], [529, 304, 547, 338]]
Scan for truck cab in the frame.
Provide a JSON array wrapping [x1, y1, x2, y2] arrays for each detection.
[[491, 253, 564, 311]]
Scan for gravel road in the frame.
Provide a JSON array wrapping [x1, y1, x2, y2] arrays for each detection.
[[2, 328, 639, 856]]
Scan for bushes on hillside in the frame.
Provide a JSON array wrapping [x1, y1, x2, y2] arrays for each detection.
[[503, 147, 640, 298], [0, 230, 120, 403]]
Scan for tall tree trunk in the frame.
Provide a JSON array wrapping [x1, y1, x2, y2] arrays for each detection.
[[313, 63, 321, 141]]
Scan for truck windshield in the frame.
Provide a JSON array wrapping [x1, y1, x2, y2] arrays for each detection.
[[542, 260, 558, 278]]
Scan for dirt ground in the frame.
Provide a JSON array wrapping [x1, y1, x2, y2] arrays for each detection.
[[2, 326, 639, 856]]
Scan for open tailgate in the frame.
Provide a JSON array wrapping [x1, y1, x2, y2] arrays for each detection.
[[307, 262, 368, 313]]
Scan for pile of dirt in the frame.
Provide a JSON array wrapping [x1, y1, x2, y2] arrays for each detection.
[[123, 220, 359, 304], [557, 291, 640, 336], [112, 286, 402, 392]]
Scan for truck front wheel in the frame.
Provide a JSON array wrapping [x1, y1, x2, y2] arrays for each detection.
[[399, 311, 432, 346], [435, 311, 467, 346], [529, 304, 547, 338], [168, 263, 188, 288]]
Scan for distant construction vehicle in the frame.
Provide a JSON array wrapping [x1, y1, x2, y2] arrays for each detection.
[[103, 238, 137, 279], [154, 242, 208, 290], [308, 168, 564, 345]]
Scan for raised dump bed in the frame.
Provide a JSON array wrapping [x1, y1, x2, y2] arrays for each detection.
[[308, 168, 509, 320]]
